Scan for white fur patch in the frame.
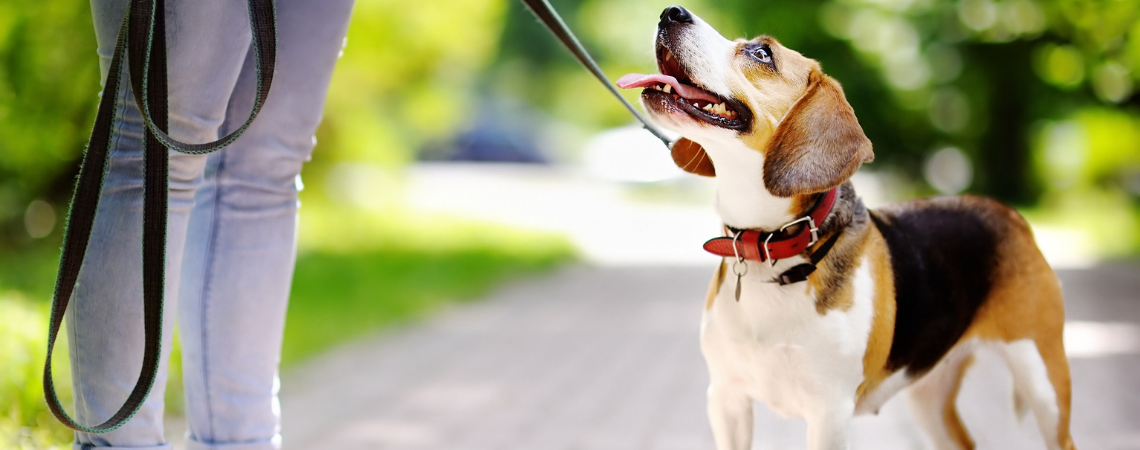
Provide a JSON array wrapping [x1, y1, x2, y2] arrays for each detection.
[[856, 370, 910, 416], [701, 255, 876, 424], [993, 339, 1062, 450], [702, 138, 796, 230]]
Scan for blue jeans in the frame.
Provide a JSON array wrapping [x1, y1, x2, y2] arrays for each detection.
[[69, 1, 353, 448]]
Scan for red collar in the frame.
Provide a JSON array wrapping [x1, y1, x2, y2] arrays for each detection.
[[703, 188, 838, 264]]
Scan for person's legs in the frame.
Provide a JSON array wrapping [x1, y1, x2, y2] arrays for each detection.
[[69, 1, 251, 448], [175, 0, 354, 448]]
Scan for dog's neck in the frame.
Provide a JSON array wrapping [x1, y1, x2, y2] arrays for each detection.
[[699, 138, 810, 231]]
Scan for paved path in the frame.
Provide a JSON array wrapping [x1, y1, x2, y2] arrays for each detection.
[[275, 263, 1140, 450]]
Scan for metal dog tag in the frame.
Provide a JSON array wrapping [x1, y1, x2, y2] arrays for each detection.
[[730, 231, 747, 301], [735, 274, 742, 301], [732, 260, 747, 302]]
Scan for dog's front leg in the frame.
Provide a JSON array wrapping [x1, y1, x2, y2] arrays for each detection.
[[805, 402, 855, 450], [707, 383, 752, 450]]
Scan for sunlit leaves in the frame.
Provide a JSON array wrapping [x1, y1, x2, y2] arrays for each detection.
[[315, 0, 507, 172], [1034, 43, 1086, 88]]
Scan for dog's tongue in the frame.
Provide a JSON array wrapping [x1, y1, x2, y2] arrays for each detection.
[[617, 73, 721, 104]]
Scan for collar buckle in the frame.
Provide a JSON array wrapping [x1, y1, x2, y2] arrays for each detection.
[[762, 216, 818, 267], [781, 215, 820, 247]]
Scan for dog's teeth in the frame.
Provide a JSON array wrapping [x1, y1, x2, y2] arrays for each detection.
[[703, 104, 713, 111], [665, 52, 673, 62], [663, 84, 672, 94]]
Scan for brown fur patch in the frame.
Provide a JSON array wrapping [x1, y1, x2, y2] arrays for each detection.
[[786, 191, 824, 218], [706, 260, 726, 310], [1036, 336, 1076, 450], [807, 231, 858, 314], [944, 355, 976, 449], [737, 37, 819, 153], [855, 225, 898, 404], [762, 70, 873, 198], [954, 197, 1075, 448], [959, 198, 1064, 343], [672, 137, 716, 177], [861, 196, 1073, 447], [804, 184, 866, 314]]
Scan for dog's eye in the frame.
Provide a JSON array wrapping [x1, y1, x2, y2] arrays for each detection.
[[749, 45, 773, 64]]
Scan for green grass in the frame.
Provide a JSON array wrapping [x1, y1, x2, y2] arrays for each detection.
[[284, 201, 574, 364], [0, 201, 574, 448], [0, 294, 72, 449]]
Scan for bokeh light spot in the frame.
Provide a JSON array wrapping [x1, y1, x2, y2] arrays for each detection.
[[1034, 44, 1086, 88], [23, 200, 55, 239], [959, 0, 998, 31], [927, 44, 964, 83], [923, 146, 973, 194], [1002, 0, 1046, 36], [1092, 61, 1134, 103], [1038, 120, 1088, 189], [929, 87, 971, 132]]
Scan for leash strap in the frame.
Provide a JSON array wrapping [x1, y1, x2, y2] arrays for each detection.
[[43, 0, 276, 433], [773, 231, 842, 285], [518, 0, 674, 148]]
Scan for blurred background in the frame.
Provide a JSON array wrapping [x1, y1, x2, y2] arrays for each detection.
[[2, 0, 1139, 448]]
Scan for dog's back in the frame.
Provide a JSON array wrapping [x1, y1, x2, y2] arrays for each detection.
[[867, 196, 1074, 449]]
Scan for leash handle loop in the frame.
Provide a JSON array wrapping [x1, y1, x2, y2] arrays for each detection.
[[43, 0, 276, 433], [518, 0, 674, 148], [128, 0, 277, 155]]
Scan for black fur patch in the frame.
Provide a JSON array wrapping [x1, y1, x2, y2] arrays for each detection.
[[810, 183, 865, 312], [870, 202, 998, 376]]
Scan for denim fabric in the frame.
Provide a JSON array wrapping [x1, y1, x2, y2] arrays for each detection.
[[70, 1, 353, 448]]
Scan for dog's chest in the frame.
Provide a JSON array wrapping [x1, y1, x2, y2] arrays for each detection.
[[700, 259, 876, 418]]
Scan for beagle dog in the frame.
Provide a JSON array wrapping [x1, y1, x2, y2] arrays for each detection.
[[618, 6, 1076, 450]]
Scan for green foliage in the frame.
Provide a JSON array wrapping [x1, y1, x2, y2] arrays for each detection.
[[0, 1, 98, 245], [312, 0, 507, 172], [812, 0, 1140, 204], [0, 294, 71, 449]]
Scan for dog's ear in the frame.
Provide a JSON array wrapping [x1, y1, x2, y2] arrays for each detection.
[[763, 70, 873, 197], [671, 137, 716, 177]]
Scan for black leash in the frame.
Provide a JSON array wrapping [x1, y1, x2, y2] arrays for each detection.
[[772, 231, 842, 285], [518, 0, 675, 148], [43, 0, 277, 433]]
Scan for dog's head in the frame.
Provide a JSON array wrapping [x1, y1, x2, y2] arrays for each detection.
[[618, 6, 873, 197]]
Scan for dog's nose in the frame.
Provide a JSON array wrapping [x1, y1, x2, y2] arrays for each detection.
[[660, 5, 693, 25]]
